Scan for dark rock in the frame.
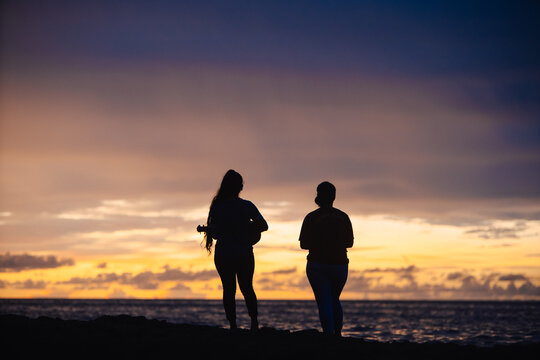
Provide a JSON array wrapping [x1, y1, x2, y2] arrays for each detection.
[[1, 314, 538, 360]]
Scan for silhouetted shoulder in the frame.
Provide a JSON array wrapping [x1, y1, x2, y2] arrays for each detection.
[[303, 208, 320, 220], [239, 198, 264, 220], [332, 207, 351, 219], [304, 207, 350, 219], [239, 198, 255, 207]]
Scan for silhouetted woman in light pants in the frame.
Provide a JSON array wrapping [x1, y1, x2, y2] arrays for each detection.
[[299, 181, 354, 335]]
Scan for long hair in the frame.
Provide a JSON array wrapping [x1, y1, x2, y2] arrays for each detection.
[[204, 169, 244, 254]]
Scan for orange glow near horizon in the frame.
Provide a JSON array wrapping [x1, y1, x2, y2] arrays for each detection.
[[2, 204, 539, 300]]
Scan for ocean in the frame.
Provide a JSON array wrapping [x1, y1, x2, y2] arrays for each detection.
[[1, 299, 538, 346]]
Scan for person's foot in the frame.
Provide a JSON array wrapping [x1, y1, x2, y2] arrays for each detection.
[[251, 318, 259, 331], [229, 320, 237, 330]]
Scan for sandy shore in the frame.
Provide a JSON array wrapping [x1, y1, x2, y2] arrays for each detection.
[[1, 314, 538, 359]]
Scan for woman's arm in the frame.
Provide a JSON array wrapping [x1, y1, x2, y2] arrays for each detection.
[[248, 201, 268, 233], [253, 215, 268, 233]]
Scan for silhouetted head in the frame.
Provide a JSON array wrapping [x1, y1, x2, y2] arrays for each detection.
[[216, 169, 244, 199], [315, 181, 336, 208]]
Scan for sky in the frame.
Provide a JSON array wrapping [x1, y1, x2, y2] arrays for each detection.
[[1, 0, 540, 300]]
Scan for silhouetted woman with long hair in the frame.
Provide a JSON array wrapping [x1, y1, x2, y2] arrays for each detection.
[[299, 181, 354, 336], [204, 169, 268, 330]]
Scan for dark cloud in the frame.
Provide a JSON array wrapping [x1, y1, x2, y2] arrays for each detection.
[[263, 267, 297, 275], [0, 279, 48, 289], [465, 221, 528, 240], [157, 265, 216, 282], [344, 268, 540, 300], [499, 274, 529, 282], [170, 282, 191, 291], [361, 265, 418, 273], [257, 274, 310, 292], [446, 272, 465, 280], [255, 265, 540, 299], [361, 265, 418, 283], [128, 271, 160, 290], [57, 265, 217, 290], [60, 273, 132, 286], [13, 279, 47, 289], [168, 282, 198, 298], [3, 0, 539, 78], [0, 253, 75, 272]]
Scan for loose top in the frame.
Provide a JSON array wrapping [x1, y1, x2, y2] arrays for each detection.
[[209, 198, 264, 256], [299, 207, 354, 264]]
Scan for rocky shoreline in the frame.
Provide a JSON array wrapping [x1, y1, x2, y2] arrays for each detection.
[[1, 314, 538, 359]]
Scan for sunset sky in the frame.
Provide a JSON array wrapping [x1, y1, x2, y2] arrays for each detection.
[[1, 0, 540, 300]]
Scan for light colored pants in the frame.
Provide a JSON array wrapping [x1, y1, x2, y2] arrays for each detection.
[[306, 261, 348, 334]]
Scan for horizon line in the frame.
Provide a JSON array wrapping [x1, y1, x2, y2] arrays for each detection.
[[1, 298, 539, 302]]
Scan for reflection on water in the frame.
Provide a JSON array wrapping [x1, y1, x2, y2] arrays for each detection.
[[1, 299, 538, 346], [342, 301, 539, 345]]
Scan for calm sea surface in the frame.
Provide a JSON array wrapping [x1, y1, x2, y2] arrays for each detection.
[[1, 299, 538, 346]]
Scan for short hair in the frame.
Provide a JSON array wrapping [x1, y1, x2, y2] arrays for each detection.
[[315, 181, 336, 206]]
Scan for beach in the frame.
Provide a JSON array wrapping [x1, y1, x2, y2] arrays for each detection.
[[1, 314, 538, 360]]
